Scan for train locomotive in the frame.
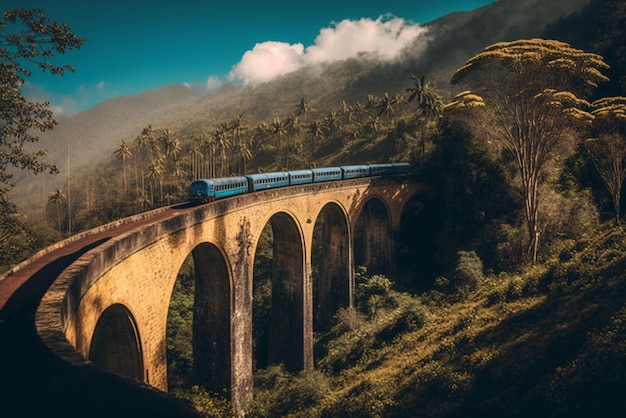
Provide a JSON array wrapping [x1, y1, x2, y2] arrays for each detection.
[[189, 163, 410, 204]]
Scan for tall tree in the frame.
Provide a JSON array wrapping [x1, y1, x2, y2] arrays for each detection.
[[48, 189, 67, 231], [271, 118, 287, 168], [308, 120, 324, 153], [214, 124, 231, 176], [448, 38, 609, 264], [585, 96, 626, 224], [0, 8, 83, 195], [114, 140, 133, 196], [294, 97, 314, 121], [406, 74, 444, 163]]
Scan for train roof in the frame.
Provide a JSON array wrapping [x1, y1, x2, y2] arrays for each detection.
[[245, 172, 289, 181], [192, 176, 248, 186]]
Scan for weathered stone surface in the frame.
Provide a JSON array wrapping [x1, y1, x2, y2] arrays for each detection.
[[35, 176, 421, 412]]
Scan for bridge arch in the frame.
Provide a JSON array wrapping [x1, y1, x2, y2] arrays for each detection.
[[265, 211, 306, 373], [312, 202, 351, 334], [354, 197, 393, 276], [178, 242, 232, 394], [89, 303, 144, 382]]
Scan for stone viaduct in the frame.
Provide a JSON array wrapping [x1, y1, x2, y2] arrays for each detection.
[[33, 175, 422, 412]]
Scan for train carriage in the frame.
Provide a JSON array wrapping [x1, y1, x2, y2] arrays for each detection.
[[190, 176, 248, 203], [311, 167, 342, 182], [392, 162, 411, 174], [369, 163, 396, 176], [340, 164, 371, 179], [246, 172, 289, 192], [288, 169, 313, 185]]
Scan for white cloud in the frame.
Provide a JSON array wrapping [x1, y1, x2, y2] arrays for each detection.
[[229, 16, 426, 85], [206, 75, 221, 89], [229, 41, 306, 84]]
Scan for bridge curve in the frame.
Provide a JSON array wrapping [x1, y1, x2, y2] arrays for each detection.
[[1, 175, 421, 415]]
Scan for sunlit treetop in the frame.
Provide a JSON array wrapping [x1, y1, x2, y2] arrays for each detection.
[[450, 38, 610, 93], [590, 97, 626, 135], [591, 96, 626, 120]]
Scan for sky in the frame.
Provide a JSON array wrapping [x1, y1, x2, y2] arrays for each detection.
[[8, 0, 497, 115]]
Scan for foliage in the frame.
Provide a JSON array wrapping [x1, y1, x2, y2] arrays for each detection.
[[543, 0, 626, 97], [447, 38, 610, 264], [451, 250, 484, 292], [319, 273, 430, 374], [171, 385, 235, 418], [0, 194, 34, 272], [246, 366, 333, 418], [0, 8, 83, 194], [259, 224, 626, 418], [424, 117, 514, 272], [585, 96, 626, 223], [167, 256, 195, 390]]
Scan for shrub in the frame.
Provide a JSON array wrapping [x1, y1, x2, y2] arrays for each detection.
[[171, 385, 235, 418], [452, 250, 484, 291]]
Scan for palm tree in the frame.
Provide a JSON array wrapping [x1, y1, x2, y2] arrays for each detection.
[[366, 115, 380, 134], [201, 133, 217, 178], [340, 100, 354, 122], [345, 125, 362, 153], [48, 189, 66, 231], [214, 124, 231, 176], [324, 109, 340, 135], [188, 134, 203, 180], [295, 97, 314, 121], [366, 94, 380, 112], [113, 140, 133, 196], [308, 120, 324, 153], [406, 74, 444, 162], [352, 101, 367, 123], [134, 125, 156, 196], [235, 138, 253, 174], [271, 117, 287, 168], [377, 92, 398, 122], [145, 160, 162, 205], [161, 129, 181, 161], [406, 74, 427, 105]]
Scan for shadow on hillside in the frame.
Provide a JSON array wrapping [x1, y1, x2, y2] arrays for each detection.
[[390, 257, 626, 418]]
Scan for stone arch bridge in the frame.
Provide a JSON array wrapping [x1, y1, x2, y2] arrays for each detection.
[[11, 175, 421, 413]]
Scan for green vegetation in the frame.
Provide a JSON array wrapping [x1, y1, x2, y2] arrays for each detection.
[[4, 1, 626, 417], [0, 8, 82, 273], [243, 226, 626, 417]]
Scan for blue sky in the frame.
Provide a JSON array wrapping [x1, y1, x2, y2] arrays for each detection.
[[8, 0, 497, 114]]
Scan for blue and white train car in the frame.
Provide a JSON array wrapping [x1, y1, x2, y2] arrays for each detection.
[[190, 176, 249, 203], [340, 164, 371, 179], [369, 163, 396, 176], [246, 172, 289, 191], [288, 169, 313, 185], [392, 162, 411, 174], [312, 167, 342, 182]]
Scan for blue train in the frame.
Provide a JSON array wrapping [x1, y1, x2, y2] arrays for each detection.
[[189, 163, 410, 203]]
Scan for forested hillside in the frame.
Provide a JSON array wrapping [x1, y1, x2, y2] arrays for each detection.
[[9, 0, 590, 223], [4, 0, 626, 416]]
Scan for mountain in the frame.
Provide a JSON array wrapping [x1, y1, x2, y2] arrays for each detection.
[[12, 0, 592, 213]]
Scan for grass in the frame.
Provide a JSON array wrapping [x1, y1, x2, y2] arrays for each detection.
[[245, 223, 626, 418]]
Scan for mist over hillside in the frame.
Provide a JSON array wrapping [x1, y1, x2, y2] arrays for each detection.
[[12, 0, 591, 214]]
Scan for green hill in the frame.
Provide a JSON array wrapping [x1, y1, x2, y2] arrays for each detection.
[[243, 223, 626, 418]]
